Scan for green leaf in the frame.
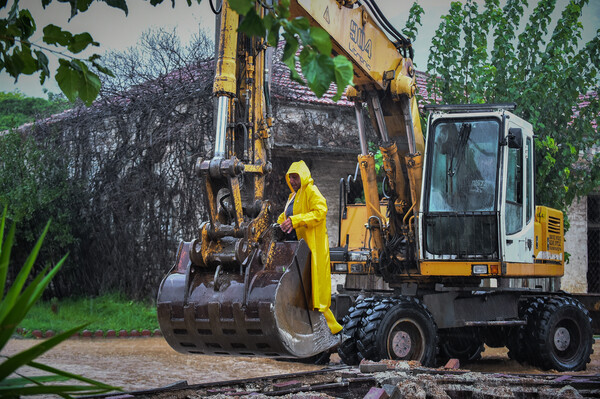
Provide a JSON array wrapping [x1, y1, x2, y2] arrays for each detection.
[[76, 0, 94, 13], [0, 255, 67, 348], [0, 324, 85, 382], [0, 224, 15, 302], [16, 9, 36, 39], [77, 67, 101, 106], [68, 32, 98, 53], [267, 22, 281, 47], [1, 375, 69, 387], [238, 7, 265, 37], [332, 55, 354, 101], [34, 50, 50, 84], [43, 24, 72, 47], [29, 361, 118, 391], [0, 219, 49, 324], [309, 27, 332, 55], [300, 49, 334, 98], [229, 0, 254, 16], [0, 267, 50, 348], [291, 17, 310, 31], [281, 34, 303, 83], [55, 60, 81, 102], [91, 60, 115, 77], [16, 45, 37, 75], [103, 0, 129, 15]]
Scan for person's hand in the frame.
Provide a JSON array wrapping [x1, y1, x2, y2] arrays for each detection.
[[280, 217, 293, 234]]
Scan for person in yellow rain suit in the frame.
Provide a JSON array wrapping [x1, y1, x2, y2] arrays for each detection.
[[277, 160, 344, 335]]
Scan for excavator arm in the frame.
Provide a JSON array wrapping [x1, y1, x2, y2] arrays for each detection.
[[157, 0, 423, 358]]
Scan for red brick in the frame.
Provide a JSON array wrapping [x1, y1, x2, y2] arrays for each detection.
[[81, 329, 93, 338], [94, 330, 104, 337], [32, 330, 43, 338], [363, 387, 389, 399], [118, 329, 128, 337], [141, 329, 151, 337], [444, 358, 460, 369], [130, 329, 140, 337], [153, 329, 162, 336], [44, 330, 55, 338], [105, 329, 117, 338]]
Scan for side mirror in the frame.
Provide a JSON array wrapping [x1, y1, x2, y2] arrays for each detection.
[[506, 128, 522, 149]]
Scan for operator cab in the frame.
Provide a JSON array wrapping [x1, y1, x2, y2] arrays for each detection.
[[420, 104, 536, 268]]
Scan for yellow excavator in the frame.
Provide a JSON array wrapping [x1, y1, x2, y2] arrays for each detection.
[[157, 0, 594, 371]]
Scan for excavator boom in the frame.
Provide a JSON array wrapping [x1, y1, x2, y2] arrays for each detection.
[[157, 0, 420, 358]]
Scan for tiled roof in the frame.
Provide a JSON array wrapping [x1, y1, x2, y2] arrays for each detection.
[[271, 45, 434, 108], [12, 43, 595, 129]]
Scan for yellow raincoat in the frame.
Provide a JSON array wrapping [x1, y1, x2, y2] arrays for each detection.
[[277, 160, 343, 335]]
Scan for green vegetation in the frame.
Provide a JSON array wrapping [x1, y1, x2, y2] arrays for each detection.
[[426, 0, 600, 215], [0, 130, 86, 296], [18, 293, 159, 335], [1, 0, 355, 105], [0, 208, 118, 397], [0, 91, 70, 131]]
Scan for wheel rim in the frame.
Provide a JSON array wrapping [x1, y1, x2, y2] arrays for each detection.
[[553, 326, 570, 352], [386, 317, 425, 360], [552, 319, 581, 362]]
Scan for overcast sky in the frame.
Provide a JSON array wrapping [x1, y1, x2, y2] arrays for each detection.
[[1, 0, 598, 98]]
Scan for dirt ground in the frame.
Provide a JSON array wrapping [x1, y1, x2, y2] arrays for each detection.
[[3, 337, 600, 394]]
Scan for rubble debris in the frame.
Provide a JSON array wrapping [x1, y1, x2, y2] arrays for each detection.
[[99, 365, 600, 399], [390, 381, 426, 399]]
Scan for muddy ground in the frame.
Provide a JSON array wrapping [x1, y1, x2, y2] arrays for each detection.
[[3, 337, 600, 394]]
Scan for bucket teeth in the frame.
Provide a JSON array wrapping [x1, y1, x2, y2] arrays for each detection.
[[157, 240, 338, 358]]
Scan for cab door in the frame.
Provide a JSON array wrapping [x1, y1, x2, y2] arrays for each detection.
[[501, 122, 535, 263]]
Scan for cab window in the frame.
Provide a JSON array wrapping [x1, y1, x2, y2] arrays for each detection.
[[506, 141, 523, 234]]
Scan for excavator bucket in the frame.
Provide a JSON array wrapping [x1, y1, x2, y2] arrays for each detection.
[[157, 239, 339, 358]]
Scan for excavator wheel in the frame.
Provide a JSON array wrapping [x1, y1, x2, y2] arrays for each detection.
[[337, 297, 378, 365], [438, 328, 484, 364], [507, 297, 544, 365], [529, 296, 593, 371], [356, 296, 438, 367]]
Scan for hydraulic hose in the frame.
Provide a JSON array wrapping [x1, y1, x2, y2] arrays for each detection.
[[359, 0, 414, 60]]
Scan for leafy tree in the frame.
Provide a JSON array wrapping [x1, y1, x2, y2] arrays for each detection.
[[0, 130, 86, 291], [427, 0, 600, 215], [1, 0, 354, 105], [0, 91, 70, 130]]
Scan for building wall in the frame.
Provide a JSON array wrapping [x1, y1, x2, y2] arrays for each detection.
[[563, 198, 589, 293]]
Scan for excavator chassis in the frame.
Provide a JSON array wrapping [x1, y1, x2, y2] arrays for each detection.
[[157, 239, 338, 358]]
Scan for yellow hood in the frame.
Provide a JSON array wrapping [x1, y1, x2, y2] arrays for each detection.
[[285, 160, 313, 192]]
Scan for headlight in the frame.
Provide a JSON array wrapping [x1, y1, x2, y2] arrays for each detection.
[[348, 251, 370, 262], [350, 263, 364, 273], [472, 264, 488, 274], [333, 263, 348, 272]]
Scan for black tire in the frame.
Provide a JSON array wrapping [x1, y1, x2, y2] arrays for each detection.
[[356, 296, 438, 367], [507, 297, 544, 365], [438, 329, 484, 364], [529, 296, 593, 371], [337, 297, 377, 365]]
